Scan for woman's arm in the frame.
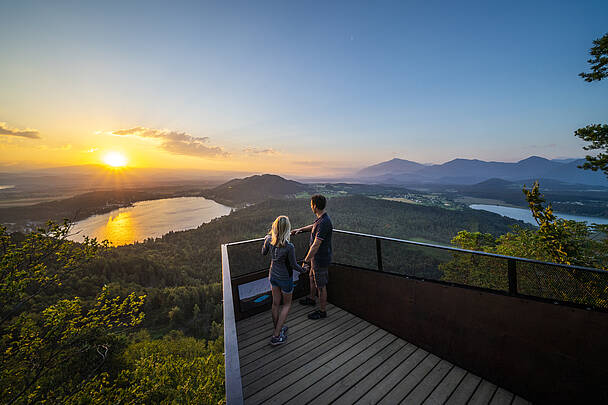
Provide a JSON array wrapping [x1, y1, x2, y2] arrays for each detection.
[[262, 235, 271, 255], [288, 244, 304, 273]]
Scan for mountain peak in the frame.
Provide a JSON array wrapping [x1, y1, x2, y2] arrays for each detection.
[[357, 158, 425, 177], [517, 156, 549, 164], [208, 174, 307, 203]]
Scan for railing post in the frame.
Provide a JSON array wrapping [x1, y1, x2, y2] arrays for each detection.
[[508, 258, 517, 296], [376, 238, 383, 272]]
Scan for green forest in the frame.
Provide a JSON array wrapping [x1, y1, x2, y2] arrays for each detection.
[[1, 195, 527, 404], [2, 184, 607, 403]]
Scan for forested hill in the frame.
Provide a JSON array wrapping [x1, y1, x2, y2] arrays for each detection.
[[201, 174, 310, 205]]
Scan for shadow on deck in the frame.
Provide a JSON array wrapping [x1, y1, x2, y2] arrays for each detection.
[[237, 303, 530, 405]]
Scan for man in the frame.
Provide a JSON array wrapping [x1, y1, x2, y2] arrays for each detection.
[[293, 194, 333, 320]]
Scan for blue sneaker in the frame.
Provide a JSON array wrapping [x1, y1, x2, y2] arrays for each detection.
[[281, 325, 288, 335], [270, 332, 287, 346]]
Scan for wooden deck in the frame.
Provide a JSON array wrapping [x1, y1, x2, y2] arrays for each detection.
[[236, 303, 531, 405]]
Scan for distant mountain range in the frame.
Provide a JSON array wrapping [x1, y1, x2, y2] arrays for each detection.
[[355, 156, 607, 186]]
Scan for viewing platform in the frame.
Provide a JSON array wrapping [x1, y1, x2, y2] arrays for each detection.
[[222, 230, 608, 404]]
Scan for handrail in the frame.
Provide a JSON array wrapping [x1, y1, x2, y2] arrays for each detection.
[[333, 230, 606, 273], [225, 229, 606, 274], [221, 244, 243, 405]]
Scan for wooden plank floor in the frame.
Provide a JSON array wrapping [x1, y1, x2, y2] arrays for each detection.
[[236, 304, 532, 405]]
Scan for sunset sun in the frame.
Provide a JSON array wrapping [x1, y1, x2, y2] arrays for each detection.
[[103, 151, 128, 168]]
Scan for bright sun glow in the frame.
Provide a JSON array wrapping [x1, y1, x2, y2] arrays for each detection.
[[103, 152, 128, 168]]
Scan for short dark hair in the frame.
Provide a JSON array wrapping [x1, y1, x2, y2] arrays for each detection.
[[311, 194, 327, 211]]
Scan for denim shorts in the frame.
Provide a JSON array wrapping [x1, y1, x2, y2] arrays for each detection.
[[312, 267, 329, 288], [270, 276, 294, 293]]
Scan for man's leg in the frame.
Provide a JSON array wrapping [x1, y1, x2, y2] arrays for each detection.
[[319, 286, 327, 312], [308, 268, 328, 319], [309, 272, 316, 300]]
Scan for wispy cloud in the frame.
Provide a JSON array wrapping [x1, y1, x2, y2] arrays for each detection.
[[243, 147, 280, 156], [0, 122, 40, 139], [84, 147, 98, 153], [110, 126, 227, 158]]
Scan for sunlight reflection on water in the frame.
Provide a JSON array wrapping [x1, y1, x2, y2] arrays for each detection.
[[69, 197, 231, 246]]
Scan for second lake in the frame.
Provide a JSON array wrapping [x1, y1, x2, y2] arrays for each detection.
[[470, 204, 608, 226]]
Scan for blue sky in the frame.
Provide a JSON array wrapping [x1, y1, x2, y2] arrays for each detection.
[[0, 0, 607, 174]]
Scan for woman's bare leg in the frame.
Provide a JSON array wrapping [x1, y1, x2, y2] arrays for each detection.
[[271, 285, 282, 333], [273, 291, 292, 337]]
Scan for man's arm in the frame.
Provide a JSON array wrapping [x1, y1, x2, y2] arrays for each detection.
[[292, 224, 313, 235], [304, 237, 322, 262]]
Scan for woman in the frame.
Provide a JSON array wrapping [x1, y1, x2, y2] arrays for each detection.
[[262, 215, 303, 346]]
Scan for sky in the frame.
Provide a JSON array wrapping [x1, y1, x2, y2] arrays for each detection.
[[0, 0, 607, 176]]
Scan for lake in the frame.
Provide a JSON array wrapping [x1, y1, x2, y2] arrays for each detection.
[[69, 197, 232, 246], [470, 204, 608, 226]]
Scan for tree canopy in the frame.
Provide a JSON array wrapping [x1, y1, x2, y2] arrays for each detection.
[[579, 32, 608, 82], [575, 33, 608, 177]]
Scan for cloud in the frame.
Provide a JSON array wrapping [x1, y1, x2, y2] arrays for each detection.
[[243, 147, 280, 156], [110, 127, 227, 158], [84, 148, 98, 153], [0, 122, 40, 139]]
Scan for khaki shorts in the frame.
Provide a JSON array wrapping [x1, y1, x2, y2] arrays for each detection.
[[312, 266, 329, 289]]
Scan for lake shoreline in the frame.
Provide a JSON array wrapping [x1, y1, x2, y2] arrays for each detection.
[[68, 196, 232, 246], [470, 203, 608, 226]]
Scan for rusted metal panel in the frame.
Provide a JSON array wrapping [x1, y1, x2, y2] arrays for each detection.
[[328, 264, 608, 404]]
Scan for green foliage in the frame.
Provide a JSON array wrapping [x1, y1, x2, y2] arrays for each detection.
[[575, 124, 608, 177], [523, 181, 600, 266], [0, 220, 107, 321], [0, 222, 146, 404], [439, 231, 508, 291], [73, 332, 225, 404], [579, 32, 608, 82], [576, 33, 608, 177]]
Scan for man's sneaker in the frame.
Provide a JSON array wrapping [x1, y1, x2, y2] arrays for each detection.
[[270, 332, 287, 346], [299, 297, 316, 306], [281, 325, 288, 335], [308, 310, 327, 320]]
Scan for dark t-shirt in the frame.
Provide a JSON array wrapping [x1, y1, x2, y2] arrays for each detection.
[[310, 213, 333, 268]]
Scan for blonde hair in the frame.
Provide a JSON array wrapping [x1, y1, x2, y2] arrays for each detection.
[[270, 215, 291, 247]]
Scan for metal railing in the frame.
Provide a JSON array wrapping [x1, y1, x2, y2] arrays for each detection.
[[225, 229, 608, 312], [221, 229, 607, 403]]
